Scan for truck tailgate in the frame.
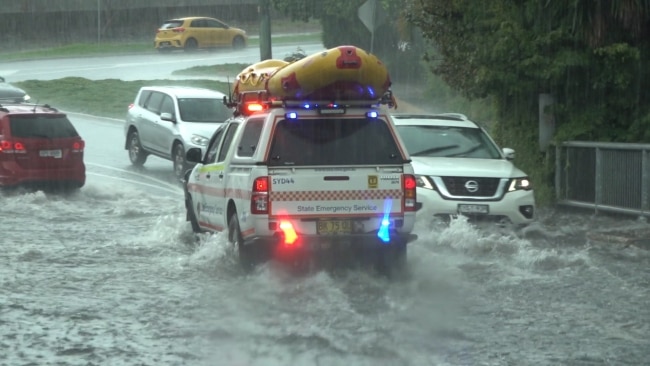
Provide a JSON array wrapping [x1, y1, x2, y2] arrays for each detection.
[[268, 167, 404, 218]]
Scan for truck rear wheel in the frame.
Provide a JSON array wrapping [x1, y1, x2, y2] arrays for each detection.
[[376, 242, 408, 278], [228, 213, 256, 270]]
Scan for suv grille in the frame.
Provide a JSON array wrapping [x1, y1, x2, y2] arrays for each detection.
[[440, 176, 500, 197]]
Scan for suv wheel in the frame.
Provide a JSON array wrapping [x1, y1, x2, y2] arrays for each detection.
[[127, 131, 148, 166], [172, 143, 187, 180]]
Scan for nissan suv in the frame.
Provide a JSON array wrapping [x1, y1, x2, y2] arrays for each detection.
[[392, 113, 535, 226], [124, 86, 232, 180], [0, 101, 86, 190]]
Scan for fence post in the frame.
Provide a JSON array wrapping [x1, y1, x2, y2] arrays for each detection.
[[643, 149, 649, 213], [555, 143, 562, 202], [594, 147, 602, 214]]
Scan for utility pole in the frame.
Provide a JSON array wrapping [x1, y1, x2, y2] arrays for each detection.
[[258, 0, 272, 61]]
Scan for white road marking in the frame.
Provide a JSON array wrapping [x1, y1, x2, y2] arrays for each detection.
[[86, 162, 183, 195]]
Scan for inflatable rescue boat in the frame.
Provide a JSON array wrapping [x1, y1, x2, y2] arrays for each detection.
[[233, 45, 391, 101]]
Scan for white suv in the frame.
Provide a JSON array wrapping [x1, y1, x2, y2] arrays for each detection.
[[392, 113, 535, 225], [124, 86, 232, 179]]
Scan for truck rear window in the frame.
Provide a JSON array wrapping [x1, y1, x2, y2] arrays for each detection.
[[268, 117, 403, 166], [9, 115, 79, 138]]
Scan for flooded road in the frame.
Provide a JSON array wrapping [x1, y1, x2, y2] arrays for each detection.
[[2, 175, 649, 366]]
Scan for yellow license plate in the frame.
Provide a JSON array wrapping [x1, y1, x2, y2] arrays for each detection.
[[317, 220, 352, 235]]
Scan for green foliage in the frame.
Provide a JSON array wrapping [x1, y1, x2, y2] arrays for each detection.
[[271, 0, 428, 85], [404, 0, 650, 205]]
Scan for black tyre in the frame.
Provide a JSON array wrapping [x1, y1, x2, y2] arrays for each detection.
[[184, 38, 198, 52], [185, 192, 202, 233], [127, 130, 148, 166], [232, 36, 246, 49], [376, 242, 408, 279], [228, 213, 258, 270], [172, 143, 188, 180]]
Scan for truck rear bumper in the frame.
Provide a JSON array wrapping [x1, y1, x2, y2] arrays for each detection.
[[242, 232, 418, 251]]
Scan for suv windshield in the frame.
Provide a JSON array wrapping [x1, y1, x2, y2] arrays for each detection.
[[9, 115, 79, 138], [268, 117, 403, 166], [396, 125, 501, 159], [178, 98, 231, 123]]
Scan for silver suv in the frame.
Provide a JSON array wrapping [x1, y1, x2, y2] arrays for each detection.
[[124, 86, 232, 179]]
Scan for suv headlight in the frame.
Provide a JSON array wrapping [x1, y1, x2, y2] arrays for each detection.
[[190, 134, 209, 146], [416, 175, 435, 190], [508, 177, 532, 192]]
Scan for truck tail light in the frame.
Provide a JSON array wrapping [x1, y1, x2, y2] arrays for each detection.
[[251, 176, 269, 214], [403, 174, 417, 212]]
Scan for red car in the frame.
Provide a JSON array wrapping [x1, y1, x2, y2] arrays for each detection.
[[0, 101, 85, 190]]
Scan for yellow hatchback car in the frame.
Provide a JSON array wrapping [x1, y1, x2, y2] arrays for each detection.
[[154, 17, 248, 52]]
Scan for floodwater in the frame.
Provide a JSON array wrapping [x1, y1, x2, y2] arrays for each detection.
[[2, 181, 649, 366]]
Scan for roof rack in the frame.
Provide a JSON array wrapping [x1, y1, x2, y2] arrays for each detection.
[[0, 97, 28, 104], [0, 100, 59, 112]]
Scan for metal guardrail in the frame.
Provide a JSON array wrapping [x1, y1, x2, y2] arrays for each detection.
[[555, 141, 650, 216]]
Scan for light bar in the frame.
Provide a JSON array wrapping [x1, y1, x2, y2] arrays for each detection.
[[319, 107, 346, 115], [366, 111, 378, 119], [285, 112, 298, 120]]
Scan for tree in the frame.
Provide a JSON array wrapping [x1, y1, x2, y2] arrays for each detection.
[[271, 0, 428, 83]]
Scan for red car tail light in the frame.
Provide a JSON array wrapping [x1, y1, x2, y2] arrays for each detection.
[[173, 27, 185, 33], [0, 139, 26, 153], [72, 140, 85, 152], [251, 176, 269, 214]]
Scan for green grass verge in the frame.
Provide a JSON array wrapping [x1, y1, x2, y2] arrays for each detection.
[[15, 77, 233, 120], [0, 33, 321, 62], [172, 63, 249, 77]]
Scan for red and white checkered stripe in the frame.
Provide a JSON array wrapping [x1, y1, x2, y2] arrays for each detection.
[[270, 189, 403, 201]]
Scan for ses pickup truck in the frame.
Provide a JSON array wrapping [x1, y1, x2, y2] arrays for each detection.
[[182, 94, 419, 269], [182, 45, 419, 270]]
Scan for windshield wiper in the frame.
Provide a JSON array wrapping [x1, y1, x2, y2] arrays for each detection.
[[411, 144, 459, 156], [446, 144, 482, 157]]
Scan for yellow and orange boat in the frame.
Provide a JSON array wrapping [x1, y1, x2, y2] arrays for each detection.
[[233, 45, 391, 101]]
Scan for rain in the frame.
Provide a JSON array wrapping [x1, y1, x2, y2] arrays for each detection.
[[1, 1, 650, 365]]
